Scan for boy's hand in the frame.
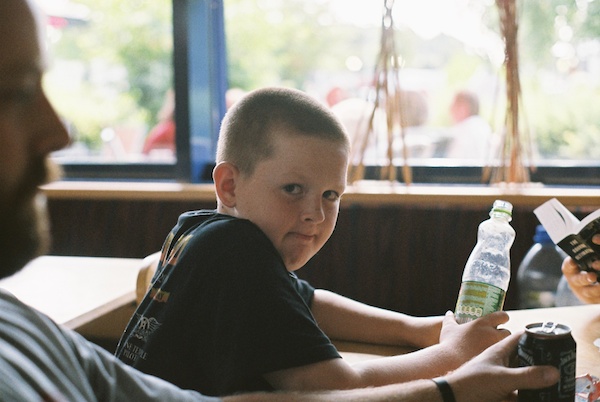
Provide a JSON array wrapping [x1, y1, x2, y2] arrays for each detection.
[[438, 311, 510, 366]]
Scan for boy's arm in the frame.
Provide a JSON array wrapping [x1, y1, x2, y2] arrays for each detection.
[[263, 311, 510, 391], [311, 289, 441, 348]]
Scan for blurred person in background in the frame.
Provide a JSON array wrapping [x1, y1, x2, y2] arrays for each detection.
[[142, 89, 176, 157], [443, 90, 493, 161]]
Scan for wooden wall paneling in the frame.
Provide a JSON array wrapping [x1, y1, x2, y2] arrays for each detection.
[[47, 199, 217, 258], [299, 204, 540, 316], [46, 198, 548, 317]]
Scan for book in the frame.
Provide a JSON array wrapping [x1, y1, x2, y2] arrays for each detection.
[[533, 198, 600, 275]]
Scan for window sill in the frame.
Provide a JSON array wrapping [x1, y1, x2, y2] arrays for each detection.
[[42, 180, 600, 209]]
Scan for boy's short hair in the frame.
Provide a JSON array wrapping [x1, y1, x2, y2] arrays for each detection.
[[217, 87, 350, 175]]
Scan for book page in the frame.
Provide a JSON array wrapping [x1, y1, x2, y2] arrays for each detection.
[[533, 198, 581, 244], [578, 207, 600, 228], [535, 198, 600, 274]]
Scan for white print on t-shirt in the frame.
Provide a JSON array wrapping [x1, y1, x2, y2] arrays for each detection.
[[121, 341, 149, 362], [132, 313, 162, 342]]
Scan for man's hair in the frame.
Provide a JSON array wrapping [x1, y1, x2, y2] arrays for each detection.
[[454, 90, 480, 116], [399, 90, 428, 127], [216, 87, 349, 175]]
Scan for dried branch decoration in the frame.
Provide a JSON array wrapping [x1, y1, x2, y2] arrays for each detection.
[[348, 0, 412, 184], [484, 0, 533, 184]]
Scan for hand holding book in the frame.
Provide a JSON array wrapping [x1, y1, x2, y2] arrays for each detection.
[[561, 255, 600, 304], [533, 198, 600, 277]]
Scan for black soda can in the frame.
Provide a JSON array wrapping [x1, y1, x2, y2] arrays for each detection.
[[517, 322, 576, 402]]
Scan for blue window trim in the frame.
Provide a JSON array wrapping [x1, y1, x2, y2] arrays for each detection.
[[60, 0, 227, 183], [174, 0, 227, 183]]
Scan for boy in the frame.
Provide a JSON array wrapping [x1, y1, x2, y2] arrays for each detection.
[[116, 87, 509, 396]]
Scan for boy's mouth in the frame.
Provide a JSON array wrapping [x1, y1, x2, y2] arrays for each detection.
[[290, 232, 316, 242]]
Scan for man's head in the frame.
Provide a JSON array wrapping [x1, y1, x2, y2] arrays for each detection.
[[450, 90, 480, 124], [399, 90, 428, 128], [0, 0, 70, 278], [213, 87, 350, 271]]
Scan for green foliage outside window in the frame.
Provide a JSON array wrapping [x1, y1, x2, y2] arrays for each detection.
[[44, 0, 600, 162], [224, 0, 600, 162], [44, 0, 172, 153]]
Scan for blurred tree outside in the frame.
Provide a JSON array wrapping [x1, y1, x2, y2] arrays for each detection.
[[510, 0, 600, 160], [224, 0, 379, 97], [42, 0, 172, 155], [42, 0, 600, 162], [224, 0, 600, 162]]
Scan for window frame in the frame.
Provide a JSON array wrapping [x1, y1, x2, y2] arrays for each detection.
[[57, 0, 600, 187], [58, 0, 227, 183], [360, 163, 600, 186]]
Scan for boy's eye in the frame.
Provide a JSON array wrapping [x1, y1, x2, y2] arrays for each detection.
[[323, 190, 340, 202], [283, 184, 302, 195]]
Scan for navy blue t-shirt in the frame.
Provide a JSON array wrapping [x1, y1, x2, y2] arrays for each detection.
[[116, 211, 340, 396]]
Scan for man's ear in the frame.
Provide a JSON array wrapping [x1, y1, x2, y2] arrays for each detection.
[[213, 162, 238, 208]]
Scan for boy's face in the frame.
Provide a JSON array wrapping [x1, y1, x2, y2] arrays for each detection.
[[232, 129, 348, 271]]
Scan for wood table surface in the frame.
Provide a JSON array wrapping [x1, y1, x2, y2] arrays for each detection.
[[0, 255, 143, 330], [336, 304, 600, 378]]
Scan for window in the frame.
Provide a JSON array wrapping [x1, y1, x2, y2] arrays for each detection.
[[41, 0, 226, 182], [43, 0, 600, 185]]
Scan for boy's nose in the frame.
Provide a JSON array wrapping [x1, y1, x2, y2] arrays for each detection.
[[302, 198, 325, 223]]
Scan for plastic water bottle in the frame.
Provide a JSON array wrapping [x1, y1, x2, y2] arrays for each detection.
[[555, 275, 584, 306], [455, 200, 515, 324], [516, 225, 568, 309]]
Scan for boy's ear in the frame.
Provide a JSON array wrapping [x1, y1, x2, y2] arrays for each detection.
[[213, 162, 238, 207]]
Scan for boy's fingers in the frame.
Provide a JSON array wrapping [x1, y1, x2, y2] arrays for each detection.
[[443, 310, 456, 323]]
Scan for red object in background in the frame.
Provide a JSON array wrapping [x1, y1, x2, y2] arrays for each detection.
[[142, 119, 175, 155], [47, 15, 68, 28]]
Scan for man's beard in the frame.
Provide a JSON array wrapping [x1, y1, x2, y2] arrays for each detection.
[[0, 195, 50, 279], [0, 159, 60, 280]]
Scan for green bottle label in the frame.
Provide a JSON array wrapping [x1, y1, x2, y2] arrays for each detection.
[[455, 281, 506, 324]]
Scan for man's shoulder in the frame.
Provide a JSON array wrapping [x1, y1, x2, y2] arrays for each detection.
[[0, 289, 34, 318]]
